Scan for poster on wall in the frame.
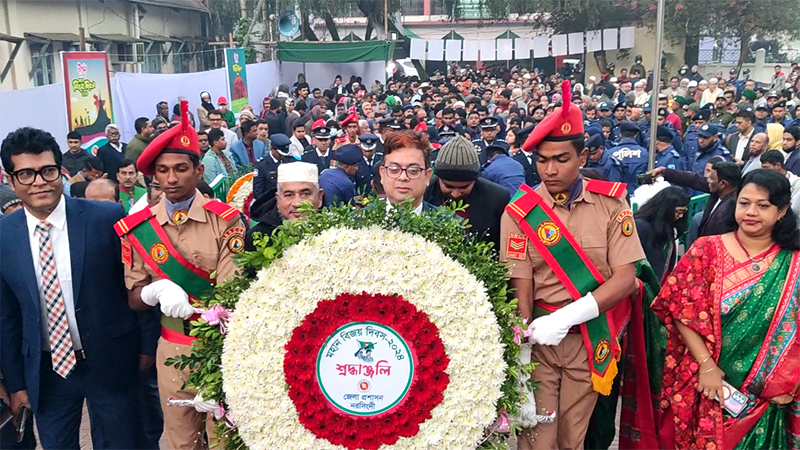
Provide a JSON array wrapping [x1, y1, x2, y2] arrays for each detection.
[[224, 48, 249, 114], [61, 51, 113, 154]]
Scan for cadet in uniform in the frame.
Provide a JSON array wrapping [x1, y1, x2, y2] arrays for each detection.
[[301, 126, 334, 174], [333, 112, 360, 150], [472, 116, 509, 165], [115, 101, 247, 450], [654, 125, 685, 171], [501, 81, 645, 450], [319, 144, 360, 207], [253, 133, 293, 201], [355, 134, 382, 194], [585, 134, 624, 182]]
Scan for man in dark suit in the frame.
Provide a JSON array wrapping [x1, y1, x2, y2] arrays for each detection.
[[0, 127, 141, 449], [94, 124, 127, 178], [380, 130, 438, 214], [355, 134, 383, 195], [513, 125, 541, 186], [725, 109, 756, 162]]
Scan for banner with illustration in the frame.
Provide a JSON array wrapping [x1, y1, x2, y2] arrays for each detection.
[[224, 48, 249, 114], [61, 51, 113, 154]]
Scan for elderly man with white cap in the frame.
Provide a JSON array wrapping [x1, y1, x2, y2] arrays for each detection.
[[95, 123, 127, 177], [246, 161, 323, 250]]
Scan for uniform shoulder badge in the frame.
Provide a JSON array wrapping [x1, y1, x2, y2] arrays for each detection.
[[616, 210, 635, 237], [506, 233, 528, 260], [223, 226, 245, 253], [585, 179, 626, 198], [203, 200, 241, 221], [113, 207, 153, 237]]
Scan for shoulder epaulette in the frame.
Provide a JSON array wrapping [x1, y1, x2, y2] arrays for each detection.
[[203, 200, 241, 221], [113, 207, 153, 237], [505, 184, 541, 220], [431, 142, 442, 149], [585, 179, 626, 198]]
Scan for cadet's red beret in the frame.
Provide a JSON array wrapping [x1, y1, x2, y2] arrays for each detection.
[[522, 80, 584, 152], [340, 112, 359, 127], [137, 100, 200, 176]]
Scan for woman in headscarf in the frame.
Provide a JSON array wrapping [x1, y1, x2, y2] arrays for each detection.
[[197, 91, 214, 129], [766, 123, 785, 151]]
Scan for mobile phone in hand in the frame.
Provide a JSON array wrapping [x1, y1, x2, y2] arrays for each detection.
[[714, 381, 748, 417], [16, 406, 28, 443]]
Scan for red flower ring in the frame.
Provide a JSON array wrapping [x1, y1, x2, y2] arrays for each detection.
[[284, 292, 450, 450]]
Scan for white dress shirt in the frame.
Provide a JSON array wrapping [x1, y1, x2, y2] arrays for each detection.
[[24, 195, 83, 351], [734, 129, 754, 160], [386, 200, 424, 215], [205, 127, 239, 150]]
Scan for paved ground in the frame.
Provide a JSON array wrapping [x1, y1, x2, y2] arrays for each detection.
[[35, 402, 619, 449]]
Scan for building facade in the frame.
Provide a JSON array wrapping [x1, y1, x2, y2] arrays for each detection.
[[0, 0, 210, 91]]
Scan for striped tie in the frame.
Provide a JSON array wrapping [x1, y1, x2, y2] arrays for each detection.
[[35, 221, 76, 378]]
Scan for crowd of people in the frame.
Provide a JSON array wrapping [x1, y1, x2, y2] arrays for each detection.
[[2, 56, 800, 450]]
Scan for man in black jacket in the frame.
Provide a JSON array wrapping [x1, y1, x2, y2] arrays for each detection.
[[424, 136, 510, 250]]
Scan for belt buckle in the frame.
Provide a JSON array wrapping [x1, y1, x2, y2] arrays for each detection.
[[74, 349, 86, 361]]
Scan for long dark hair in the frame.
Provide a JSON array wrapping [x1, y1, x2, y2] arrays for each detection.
[[634, 186, 690, 245], [727, 170, 800, 250]]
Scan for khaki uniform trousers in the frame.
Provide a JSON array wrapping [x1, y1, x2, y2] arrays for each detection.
[[518, 334, 598, 450], [157, 337, 222, 450]]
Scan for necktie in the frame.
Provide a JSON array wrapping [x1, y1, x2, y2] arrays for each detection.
[[35, 221, 76, 378], [367, 158, 373, 167]]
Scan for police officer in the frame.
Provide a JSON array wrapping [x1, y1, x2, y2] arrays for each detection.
[[319, 144, 360, 206], [434, 125, 458, 164], [513, 124, 540, 186], [472, 117, 509, 165], [608, 122, 648, 191], [692, 123, 732, 177], [610, 102, 627, 141], [118, 101, 246, 449], [597, 102, 612, 121], [755, 104, 771, 131], [355, 134, 383, 194], [683, 108, 711, 169], [654, 125, 685, 171], [301, 126, 334, 174], [585, 134, 624, 182], [480, 144, 526, 197], [253, 133, 293, 201], [639, 102, 654, 144], [769, 100, 792, 128]]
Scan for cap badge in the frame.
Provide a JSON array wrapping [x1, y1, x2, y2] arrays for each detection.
[[180, 135, 190, 147], [561, 123, 572, 134]]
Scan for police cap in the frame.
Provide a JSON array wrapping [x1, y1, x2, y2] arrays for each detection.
[[657, 107, 668, 117], [438, 124, 457, 137], [697, 123, 717, 138], [694, 109, 711, 121], [359, 133, 379, 151], [619, 121, 639, 134], [613, 102, 627, 111], [598, 102, 611, 111], [332, 144, 362, 165], [479, 117, 499, 129], [642, 102, 652, 113], [585, 134, 604, 153], [270, 133, 292, 156], [656, 126, 674, 143], [312, 126, 332, 138]]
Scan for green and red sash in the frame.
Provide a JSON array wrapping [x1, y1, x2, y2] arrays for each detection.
[[114, 207, 216, 345], [506, 184, 630, 395]]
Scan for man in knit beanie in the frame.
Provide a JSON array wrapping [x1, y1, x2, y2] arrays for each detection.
[[0, 184, 22, 215], [424, 136, 510, 249]]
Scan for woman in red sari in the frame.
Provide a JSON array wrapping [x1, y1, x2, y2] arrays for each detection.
[[652, 169, 800, 450]]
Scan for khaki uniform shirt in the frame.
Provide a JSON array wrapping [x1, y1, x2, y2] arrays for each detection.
[[124, 191, 245, 290], [499, 179, 645, 307]]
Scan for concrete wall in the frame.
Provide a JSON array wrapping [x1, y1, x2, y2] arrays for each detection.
[[0, 0, 205, 91], [699, 49, 776, 85]]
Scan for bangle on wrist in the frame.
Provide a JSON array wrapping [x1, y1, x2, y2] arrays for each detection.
[[700, 366, 716, 374], [698, 355, 712, 365]]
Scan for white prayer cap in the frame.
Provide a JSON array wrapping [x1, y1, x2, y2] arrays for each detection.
[[277, 162, 319, 185]]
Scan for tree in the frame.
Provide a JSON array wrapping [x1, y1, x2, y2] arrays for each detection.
[[632, 0, 800, 69]]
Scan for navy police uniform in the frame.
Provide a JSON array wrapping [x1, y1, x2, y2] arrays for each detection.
[[607, 122, 649, 191], [301, 126, 334, 173], [355, 134, 383, 194], [320, 144, 360, 207], [585, 134, 624, 182], [253, 133, 292, 201]]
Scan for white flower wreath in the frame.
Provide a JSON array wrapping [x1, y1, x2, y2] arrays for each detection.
[[222, 226, 507, 450]]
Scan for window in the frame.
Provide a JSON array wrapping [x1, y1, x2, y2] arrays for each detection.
[[144, 43, 162, 73], [116, 42, 134, 63], [29, 42, 54, 86]]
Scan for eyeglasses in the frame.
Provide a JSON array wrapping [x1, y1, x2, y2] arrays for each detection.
[[384, 165, 424, 179], [12, 165, 61, 185]]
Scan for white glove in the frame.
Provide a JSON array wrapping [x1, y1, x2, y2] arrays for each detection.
[[530, 293, 599, 346], [518, 386, 539, 429], [193, 394, 222, 420], [518, 343, 532, 366], [141, 279, 193, 319]]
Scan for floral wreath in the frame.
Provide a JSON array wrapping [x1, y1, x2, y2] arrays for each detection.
[[226, 173, 254, 216], [169, 200, 536, 450]]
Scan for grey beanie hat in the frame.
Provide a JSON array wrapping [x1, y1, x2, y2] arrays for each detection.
[[0, 184, 21, 214], [435, 136, 480, 181]]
